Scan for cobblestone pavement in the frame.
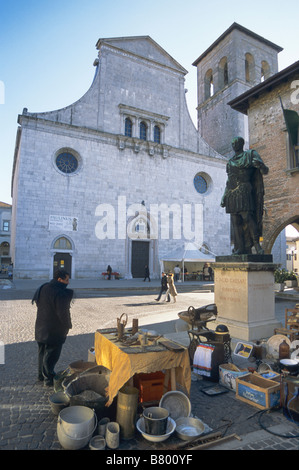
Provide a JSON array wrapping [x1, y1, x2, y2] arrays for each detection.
[[0, 279, 299, 453]]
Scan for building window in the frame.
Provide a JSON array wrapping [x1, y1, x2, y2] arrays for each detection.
[[204, 69, 214, 99], [135, 219, 146, 234], [218, 57, 228, 89], [125, 117, 133, 137], [194, 173, 208, 194], [54, 237, 72, 250], [0, 241, 9, 256], [134, 217, 150, 238], [285, 121, 299, 170], [140, 121, 147, 141], [245, 53, 255, 83], [154, 125, 161, 143], [261, 60, 270, 82], [56, 151, 79, 174], [3, 221, 9, 232]]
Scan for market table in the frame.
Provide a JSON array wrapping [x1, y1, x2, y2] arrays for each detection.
[[94, 329, 191, 406]]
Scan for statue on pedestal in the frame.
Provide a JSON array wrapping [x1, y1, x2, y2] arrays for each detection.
[[221, 137, 269, 255]]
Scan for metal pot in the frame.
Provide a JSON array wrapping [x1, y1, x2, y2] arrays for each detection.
[[280, 359, 299, 374], [143, 407, 169, 435]]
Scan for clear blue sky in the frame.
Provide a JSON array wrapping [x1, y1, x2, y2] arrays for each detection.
[[1, 0, 298, 206]]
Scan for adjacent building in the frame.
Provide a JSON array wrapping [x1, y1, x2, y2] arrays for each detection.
[[0, 202, 12, 270], [229, 61, 299, 256]]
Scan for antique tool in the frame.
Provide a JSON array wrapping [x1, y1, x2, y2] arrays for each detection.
[[117, 313, 128, 339], [178, 304, 217, 330], [173, 431, 241, 450], [173, 431, 223, 450], [189, 433, 242, 449], [132, 318, 139, 335], [158, 339, 185, 352]]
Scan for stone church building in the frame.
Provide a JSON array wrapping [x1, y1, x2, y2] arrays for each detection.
[[11, 35, 230, 279], [10, 23, 288, 279]]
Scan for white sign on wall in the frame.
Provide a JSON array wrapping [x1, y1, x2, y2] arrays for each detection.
[[49, 215, 78, 232]]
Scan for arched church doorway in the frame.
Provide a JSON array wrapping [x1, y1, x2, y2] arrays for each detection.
[[126, 209, 158, 279], [52, 236, 73, 278]]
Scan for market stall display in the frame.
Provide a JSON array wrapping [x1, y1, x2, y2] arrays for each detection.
[[94, 328, 191, 406]]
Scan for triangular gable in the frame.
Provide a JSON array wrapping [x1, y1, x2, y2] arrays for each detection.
[[96, 36, 188, 75]]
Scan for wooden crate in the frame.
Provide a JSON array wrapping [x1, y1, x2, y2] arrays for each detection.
[[255, 371, 280, 382], [236, 373, 280, 410], [133, 372, 165, 403]]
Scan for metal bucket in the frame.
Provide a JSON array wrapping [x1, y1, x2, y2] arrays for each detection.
[[57, 406, 97, 450], [116, 386, 139, 439], [53, 368, 72, 392], [64, 373, 108, 419], [49, 391, 70, 415], [143, 407, 169, 435], [68, 360, 97, 374]]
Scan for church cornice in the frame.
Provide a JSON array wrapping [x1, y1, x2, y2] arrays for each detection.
[[17, 114, 226, 165], [118, 104, 170, 124]]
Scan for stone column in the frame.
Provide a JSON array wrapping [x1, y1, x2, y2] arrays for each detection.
[[214, 255, 281, 341]]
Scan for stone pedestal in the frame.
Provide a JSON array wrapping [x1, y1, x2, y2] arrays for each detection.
[[214, 255, 281, 341]]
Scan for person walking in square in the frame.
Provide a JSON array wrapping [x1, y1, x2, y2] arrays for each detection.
[[143, 265, 150, 282], [167, 273, 177, 302], [155, 272, 170, 302], [32, 269, 73, 386]]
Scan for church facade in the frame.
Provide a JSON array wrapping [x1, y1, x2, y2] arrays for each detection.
[[11, 36, 230, 279]]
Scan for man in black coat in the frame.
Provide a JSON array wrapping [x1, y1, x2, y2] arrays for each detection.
[[155, 272, 170, 302], [32, 269, 73, 386]]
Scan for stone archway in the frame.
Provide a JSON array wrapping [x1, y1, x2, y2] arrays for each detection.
[[264, 216, 299, 254], [51, 235, 74, 278], [125, 210, 158, 279]]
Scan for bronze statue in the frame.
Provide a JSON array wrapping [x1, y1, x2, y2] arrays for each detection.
[[221, 137, 269, 255]]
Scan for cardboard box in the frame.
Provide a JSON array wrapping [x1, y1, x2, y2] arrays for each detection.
[[236, 373, 280, 410], [219, 363, 248, 391]]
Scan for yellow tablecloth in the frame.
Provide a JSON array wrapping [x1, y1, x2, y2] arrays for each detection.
[[94, 330, 191, 406]]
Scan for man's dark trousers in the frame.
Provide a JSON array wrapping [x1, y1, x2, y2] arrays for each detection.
[[37, 342, 63, 384]]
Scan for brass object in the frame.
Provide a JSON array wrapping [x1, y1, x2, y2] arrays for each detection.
[[117, 313, 128, 339]]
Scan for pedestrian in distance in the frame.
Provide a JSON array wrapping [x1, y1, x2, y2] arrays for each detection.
[[167, 273, 177, 302], [174, 264, 180, 282], [143, 265, 150, 282], [155, 272, 170, 302], [107, 265, 112, 280], [32, 269, 73, 386]]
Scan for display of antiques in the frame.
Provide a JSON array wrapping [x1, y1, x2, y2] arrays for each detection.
[[48, 302, 299, 450]]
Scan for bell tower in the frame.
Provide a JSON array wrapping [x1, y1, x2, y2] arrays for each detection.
[[193, 23, 283, 157]]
